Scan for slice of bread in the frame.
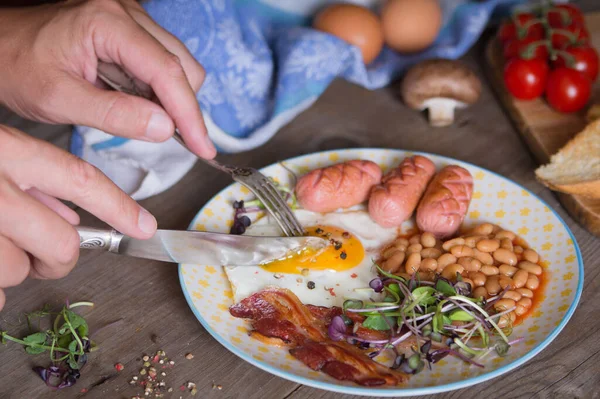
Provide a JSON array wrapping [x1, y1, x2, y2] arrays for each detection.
[[535, 119, 600, 199]]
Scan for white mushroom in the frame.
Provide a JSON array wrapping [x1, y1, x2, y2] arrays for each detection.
[[401, 59, 482, 127]]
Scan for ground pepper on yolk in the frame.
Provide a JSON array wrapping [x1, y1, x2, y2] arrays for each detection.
[[260, 225, 365, 274]]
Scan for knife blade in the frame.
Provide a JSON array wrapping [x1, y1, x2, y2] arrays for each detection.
[[78, 226, 328, 266]]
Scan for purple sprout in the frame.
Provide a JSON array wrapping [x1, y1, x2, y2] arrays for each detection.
[[369, 277, 384, 293]]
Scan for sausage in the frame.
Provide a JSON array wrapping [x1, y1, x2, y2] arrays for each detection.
[[295, 160, 382, 213], [368, 156, 436, 227], [415, 165, 473, 239]]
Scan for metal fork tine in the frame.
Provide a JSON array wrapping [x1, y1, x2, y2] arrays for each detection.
[[238, 179, 294, 237], [259, 183, 299, 237], [262, 180, 304, 236], [261, 180, 303, 236]]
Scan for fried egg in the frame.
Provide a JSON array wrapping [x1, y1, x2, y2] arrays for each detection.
[[224, 209, 399, 307]]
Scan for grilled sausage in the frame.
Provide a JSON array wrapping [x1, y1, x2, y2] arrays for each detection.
[[368, 156, 436, 227], [295, 160, 382, 213], [416, 165, 473, 239]]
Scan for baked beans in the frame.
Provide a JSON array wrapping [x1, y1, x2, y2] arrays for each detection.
[[493, 248, 518, 266], [407, 243, 423, 255], [476, 239, 500, 253], [450, 245, 474, 258], [458, 257, 482, 272], [405, 253, 421, 275], [420, 232, 436, 248], [377, 223, 545, 325]]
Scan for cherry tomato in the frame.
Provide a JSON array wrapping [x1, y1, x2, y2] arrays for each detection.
[[503, 58, 549, 100], [551, 24, 590, 49], [498, 13, 544, 44], [503, 37, 548, 61], [545, 68, 591, 113], [548, 4, 585, 28], [552, 45, 599, 82]]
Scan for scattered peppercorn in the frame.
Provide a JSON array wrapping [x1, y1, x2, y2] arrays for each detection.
[[342, 232, 350, 239], [333, 241, 342, 250], [307, 281, 316, 290], [315, 228, 324, 234], [115, 363, 125, 372], [340, 251, 347, 260]]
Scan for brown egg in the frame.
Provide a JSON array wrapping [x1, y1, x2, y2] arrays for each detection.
[[313, 4, 384, 64], [381, 0, 442, 53]]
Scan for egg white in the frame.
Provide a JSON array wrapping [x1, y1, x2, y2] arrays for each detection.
[[224, 209, 399, 307]]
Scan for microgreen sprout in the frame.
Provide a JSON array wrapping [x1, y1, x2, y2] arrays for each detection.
[[0, 301, 95, 390], [329, 262, 523, 375]]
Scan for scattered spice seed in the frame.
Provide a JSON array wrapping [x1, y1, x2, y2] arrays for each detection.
[[115, 363, 125, 372], [315, 228, 323, 234], [142, 355, 150, 362], [169, 361, 175, 365], [273, 273, 283, 279], [185, 353, 194, 360], [140, 369, 147, 375], [296, 278, 302, 283], [168, 388, 173, 393], [143, 361, 151, 367], [307, 281, 315, 290], [340, 251, 347, 260], [342, 232, 350, 239], [301, 268, 309, 276], [159, 359, 164, 364]]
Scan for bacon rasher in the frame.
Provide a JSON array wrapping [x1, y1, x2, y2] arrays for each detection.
[[229, 287, 408, 386]]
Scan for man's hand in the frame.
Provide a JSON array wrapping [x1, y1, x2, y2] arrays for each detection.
[[0, 0, 216, 158], [0, 126, 159, 309]]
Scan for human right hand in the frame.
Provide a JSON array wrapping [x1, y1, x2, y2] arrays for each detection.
[[0, 126, 158, 310], [0, 0, 216, 158]]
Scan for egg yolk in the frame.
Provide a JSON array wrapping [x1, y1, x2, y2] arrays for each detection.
[[260, 225, 364, 274]]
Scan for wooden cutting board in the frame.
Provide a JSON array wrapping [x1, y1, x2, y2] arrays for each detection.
[[485, 12, 600, 237]]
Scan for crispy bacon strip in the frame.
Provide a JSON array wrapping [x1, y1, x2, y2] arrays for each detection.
[[229, 287, 408, 387], [229, 287, 340, 345], [290, 341, 406, 386]]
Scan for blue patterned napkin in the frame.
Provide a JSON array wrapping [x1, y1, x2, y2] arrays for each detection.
[[71, 0, 514, 200]]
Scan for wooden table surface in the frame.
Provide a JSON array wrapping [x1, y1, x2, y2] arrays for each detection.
[[2, 9, 600, 399]]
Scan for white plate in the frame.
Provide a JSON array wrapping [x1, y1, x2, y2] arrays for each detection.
[[179, 149, 583, 396]]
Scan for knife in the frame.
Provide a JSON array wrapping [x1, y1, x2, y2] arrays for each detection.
[[77, 226, 328, 266]]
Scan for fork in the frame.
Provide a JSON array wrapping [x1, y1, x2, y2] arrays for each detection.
[[96, 61, 304, 237]]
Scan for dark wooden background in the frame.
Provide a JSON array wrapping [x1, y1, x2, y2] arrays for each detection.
[[0, 1, 599, 398]]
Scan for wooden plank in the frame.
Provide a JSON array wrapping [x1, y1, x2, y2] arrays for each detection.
[[484, 12, 600, 237]]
